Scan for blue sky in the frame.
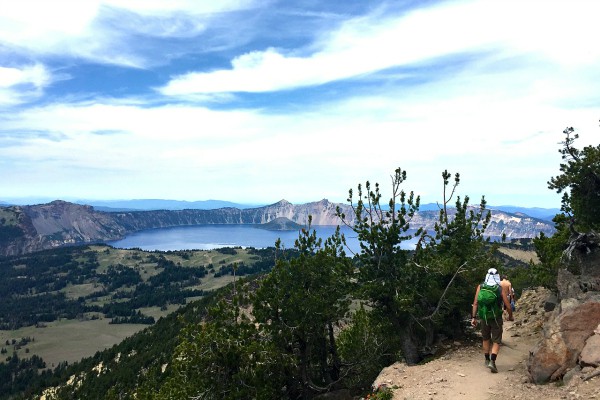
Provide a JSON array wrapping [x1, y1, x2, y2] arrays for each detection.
[[1, 0, 598, 208]]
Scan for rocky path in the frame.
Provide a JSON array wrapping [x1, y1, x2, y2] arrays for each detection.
[[373, 320, 600, 400]]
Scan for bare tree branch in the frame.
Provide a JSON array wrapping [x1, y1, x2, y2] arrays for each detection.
[[419, 262, 468, 321]]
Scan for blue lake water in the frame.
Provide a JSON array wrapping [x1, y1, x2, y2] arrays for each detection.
[[108, 225, 419, 254]]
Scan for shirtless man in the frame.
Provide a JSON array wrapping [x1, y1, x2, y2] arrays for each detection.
[[500, 274, 515, 317]]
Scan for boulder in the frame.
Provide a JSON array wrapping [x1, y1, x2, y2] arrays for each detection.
[[528, 297, 600, 383], [579, 324, 600, 367], [527, 230, 600, 384]]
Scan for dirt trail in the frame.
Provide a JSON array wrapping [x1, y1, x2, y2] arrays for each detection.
[[374, 320, 600, 400]]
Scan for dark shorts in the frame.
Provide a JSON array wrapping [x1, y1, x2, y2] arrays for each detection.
[[480, 318, 503, 343]]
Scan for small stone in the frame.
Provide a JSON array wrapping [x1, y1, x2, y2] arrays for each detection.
[[457, 373, 466, 377]]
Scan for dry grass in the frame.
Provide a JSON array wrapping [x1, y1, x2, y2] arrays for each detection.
[[0, 318, 145, 367], [497, 247, 539, 264], [4, 246, 265, 368], [63, 283, 103, 299]]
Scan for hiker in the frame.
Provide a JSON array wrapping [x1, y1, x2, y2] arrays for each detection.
[[501, 274, 516, 317], [470, 268, 513, 373]]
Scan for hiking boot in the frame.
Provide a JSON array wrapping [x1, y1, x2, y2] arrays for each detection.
[[488, 360, 498, 373], [484, 360, 490, 368]]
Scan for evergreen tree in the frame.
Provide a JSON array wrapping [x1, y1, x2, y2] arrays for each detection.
[[157, 298, 286, 400], [548, 126, 600, 233], [414, 170, 498, 341], [530, 214, 571, 291], [532, 124, 599, 288], [252, 223, 353, 397], [337, 168, 496, 364], [157, 223, 354, 399], [337, 168, 422, 363]]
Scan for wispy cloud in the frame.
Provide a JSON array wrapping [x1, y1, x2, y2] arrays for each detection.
[[0, 64, 53, 105], [159, 0, 600, 98], [0, 0, 262, 68]]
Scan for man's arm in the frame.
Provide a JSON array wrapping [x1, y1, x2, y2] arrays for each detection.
[[471, 285, 480, 326], [501, 288, 514, 321]]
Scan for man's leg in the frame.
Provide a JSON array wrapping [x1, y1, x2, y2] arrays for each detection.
[[491, 342, 501, 355], [481, 322, 492, 367], [483, 339, 491, 367], [488, 322, 503, 373]]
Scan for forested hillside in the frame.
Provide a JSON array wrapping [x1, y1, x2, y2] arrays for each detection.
[[0, 245, 278, 330], [0, 245, 286, 399]]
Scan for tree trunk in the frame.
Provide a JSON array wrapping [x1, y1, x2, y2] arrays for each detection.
[[327, 322, 341, 381], [399, 324, 421, 365]]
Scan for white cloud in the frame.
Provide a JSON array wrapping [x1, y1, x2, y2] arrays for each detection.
[[0, 0, 261, 67], [159, 0, 600, 96], [2, 79, 594, 207], [0, 64, 52, 105]]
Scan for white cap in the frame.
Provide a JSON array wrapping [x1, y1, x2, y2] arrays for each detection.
[[484, 268, 500, 285]]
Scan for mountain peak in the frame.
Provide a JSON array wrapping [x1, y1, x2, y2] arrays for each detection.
[[272, 199, 292, 206]]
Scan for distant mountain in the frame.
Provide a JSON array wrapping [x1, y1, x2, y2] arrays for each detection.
[[75, 199, 259, 211], [488, 205, 560, 221], [0, 199, 557, 257], [419, 203, 560, 221], [2, 198, 561, 220]]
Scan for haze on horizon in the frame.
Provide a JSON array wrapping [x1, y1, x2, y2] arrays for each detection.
[[1, 0, 599, 209]]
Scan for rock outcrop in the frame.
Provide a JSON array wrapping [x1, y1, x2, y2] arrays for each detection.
[[527, 231, 600, 384], [0, 201, 127, 256]]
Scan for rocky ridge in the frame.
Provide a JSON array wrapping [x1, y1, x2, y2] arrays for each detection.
[[527, 231, 600, 384]]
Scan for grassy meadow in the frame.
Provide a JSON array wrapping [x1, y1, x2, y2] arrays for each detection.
[[1, 245, 271, 369]]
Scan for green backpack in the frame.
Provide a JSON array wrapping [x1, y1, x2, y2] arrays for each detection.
[[477, 283, 502, 323]]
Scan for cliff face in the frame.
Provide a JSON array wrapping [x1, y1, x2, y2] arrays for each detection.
[[410, 209, 555, 239], [0, 201, 127, 256], [0, 200, 555, 256]]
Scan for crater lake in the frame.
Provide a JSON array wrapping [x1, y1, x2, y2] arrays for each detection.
[[108, 224, 419, 253]]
